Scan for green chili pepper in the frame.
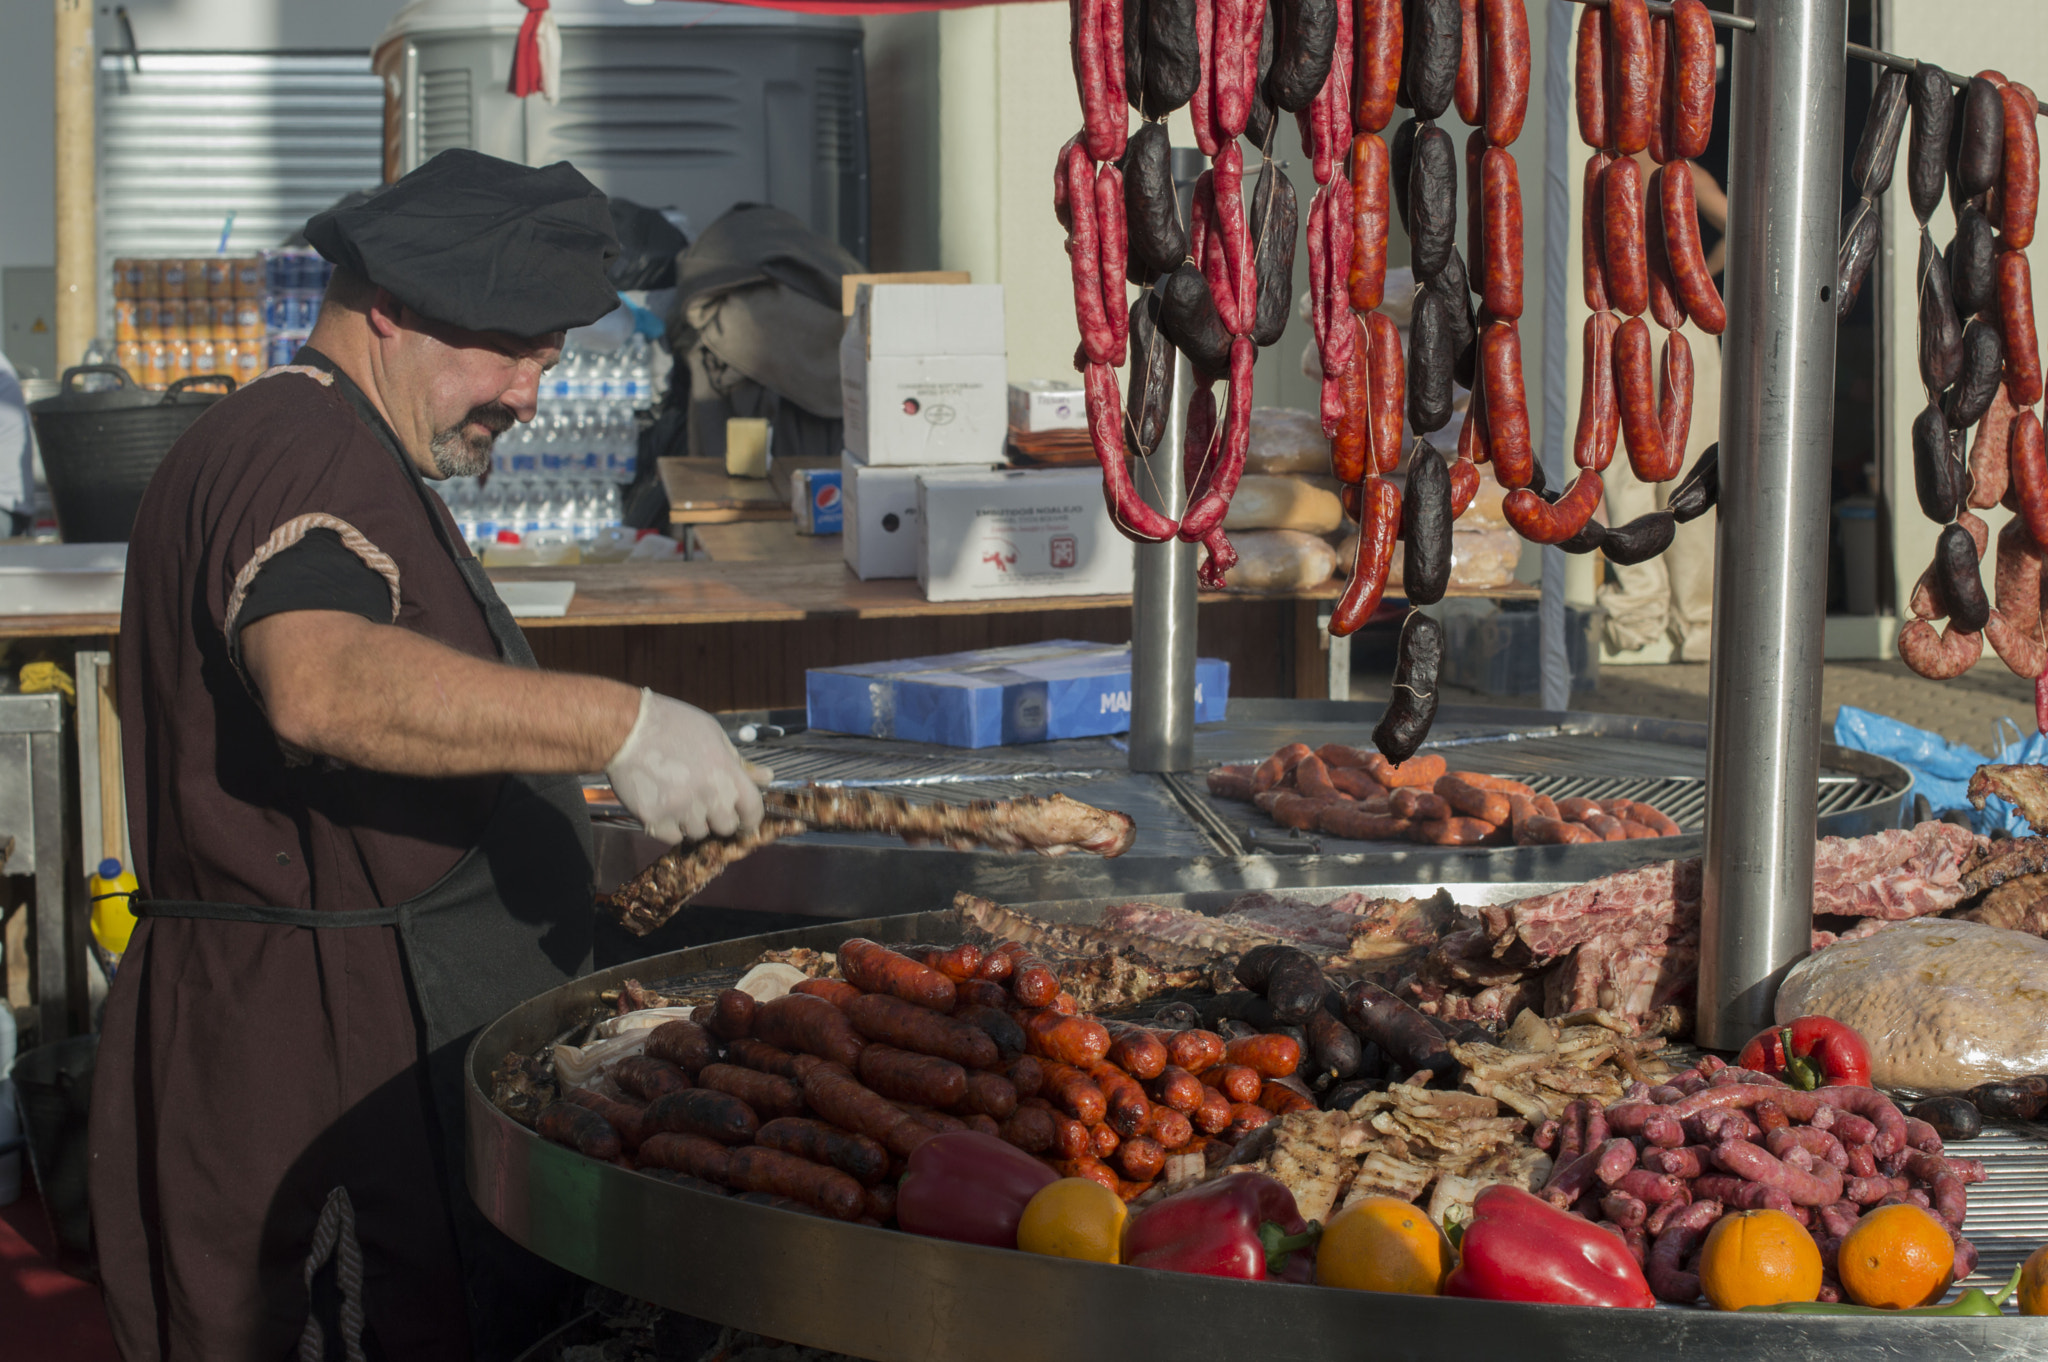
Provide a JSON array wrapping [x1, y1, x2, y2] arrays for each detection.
[[1743, 1265, 2023, 1317]]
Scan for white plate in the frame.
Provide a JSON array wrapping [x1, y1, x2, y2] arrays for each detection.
[[495, 580, 576, 618]]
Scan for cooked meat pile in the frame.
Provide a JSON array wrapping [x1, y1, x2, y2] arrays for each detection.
[[1970, 763, 2048, 833], [604, 789, 1138, 935]]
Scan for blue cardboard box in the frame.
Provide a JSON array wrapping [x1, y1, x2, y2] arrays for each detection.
[[793, 468, 843, 535], [806, 640, 1230, 748]]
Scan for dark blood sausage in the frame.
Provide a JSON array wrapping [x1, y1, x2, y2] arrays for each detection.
[[1004, 1053, 1046, 1100], [1601, 156, 1649, 318], [1920, 234, 1966, 393], [1122, 121, 1187, 279], [727, 1146, 865, 1221], [1602, 510, 1677, 566], [709, 988, 756, 1042], [1661, 162, 1726, 335], [1156, 263, 1236, 377], [1266, 0, 1337, 112], [1480, 322, 1535, 489], [1906, 62, 1953, 226], [725, 1037, 816, 1084], [1401, 446, 1454, 605], [1305, 1006, 1366, 1080], [1390, 116, 1420, 233], [1837, 203, 1881, 322], [1409, 289, 1457, 435], [844, 992, 1000, 1070], [1582, 151, 1613, 311], [565, 1088, 649, 1151], [1669, 443, 1718, 523], [801, 1065, 934, 1160], [644, 1088, 761, 1146], [1606, 0, 1653, 157], [1235, 945, 1329, 1023], [1480, 0, 1531, 148], [1663, 0, 1715, 162], [644, 1019, 719, 1075], [755, 1117, 890, 1185], [696, 1063, 804, 1121], [1947, 321, 2006, 431], [958, 1069, 1021, 1121], [1852, 68, 1911, 199], [1408, 122, 1458, 282], [1373, 612, 1444, 765], [955, 978, 1011, 1013], [637, 1131, 732, 1182], [1957, 75, 2006, 200], [997, 1105, 1059, 1154], [839, 938, 957, 1013], [1248, 156, 1300, 347], [614, 1055, 692, 1102], [954, 1002, 1029, 1060], [1140, 0, 1201, 117], [858, 1043, 969, 1110], [1480, 147, 1524, 320], [1935, 523, 1993, 634], [792, 978, 863, 1008], [752, 994, 866, 1070], [1429, 246, 1478, 375], [1342, 980, 1456, 1079], [1354, 0, 1404, 135], [1404, 0, 1459, 123], [1574, 4, 1608, 150], [1913, 402, 1962, 523], [1951, 205, 1998, 319], [2002, 82, 2041, 249], [2001, 250, 2044, 408]]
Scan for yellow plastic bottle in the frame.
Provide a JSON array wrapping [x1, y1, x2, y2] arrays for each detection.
[[89, 857, 140, 955]]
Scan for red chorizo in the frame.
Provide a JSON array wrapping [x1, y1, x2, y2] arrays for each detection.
[[1574, 4, 1609, 150], [696, 1063, 804, 1121], [708, 988, 756, 1042], [1168, 1029, 1227, 1074], [973, 942, 1025, 983], [1615, 317, 1676, 481], [1582, 151, 1614, 311], [613, 1055, 692, 1102], [1456, 0, 1485, 126], [1146, 1064, 1205, 1113], [843, 992, 999, 1070], [1364, 310, 1407, 475], [1575, 311, 1621, 472], [1481, 0, 1531, 148], [1645, 166, 1687, 331], [1505, 470, 1605, 545], [1466, 129, 1488, 297], [1460, 376, 1494, 467], [1192, 1084, 1234, 1134], [1225, 1033, 1303, 1078], [1040, 1060, 1111, 1125], [1064, 142, 1116, 367], [1411, 816, 1504, 846], [566, 1087, 651, 1151], [1224, 1103, 1275, 1141], [1353, 0, 1404, 135], [1328, 765, 1387, 800], [2003, 82, 2040, 250], [1390, 787, 1452, 821], [1971, 381, 2017, 510], [643, 1019, 719, 1075], [1642, 12, 1670, 165], [727, 1145, 866, 1221], [838, 938, 957, 1013], [1661, 160, 1727, 334], [1008, 954, 1063, 1010], [1084, 1060, 1155, 1136], [792, 978, 863, 1008], [1365, 752, 1449, 787], [644, 1088, 761, 1146], [1664, 0, 1716, 162], [1021, 1009, 1111, 1067], [1606, 0, 1653, 157], [1601, 156, 1649, 317], [637, 1131, 731, 1182], [2001, 249, 2044, 407], [1480, 147, 1524, 320], [801, 1065, 934, 1159], [1349, 133, 1391, 312], [1330, 476, 1401, 635], [752, 994, 866, 1070], [1480, 321, 1535, 489], [1659, 331, 1695, 471], [2010, 408, 2048, 549], [1106, 1027, 1170, 1081], [1435, 773, 1512, 824], [1258, 1079, 1315, 1115]]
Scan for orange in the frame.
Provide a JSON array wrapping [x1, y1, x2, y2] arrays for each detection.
[[1697, 1208, 1824, 1310], [1837, 1204, 1956, 1310], [1314, 1196, 1453, 1295], [2019, 1244, 2048, 1315]]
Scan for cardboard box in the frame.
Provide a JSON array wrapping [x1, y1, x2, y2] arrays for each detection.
[[841, 452, 922, 579], [1007, 379, 1087, 434], [841, 284, 1008, 466], [806, 640, 1231, 748], [840, 270, 971, 316], [792, 468, 843, 535], [917, 467, 1135, 603]]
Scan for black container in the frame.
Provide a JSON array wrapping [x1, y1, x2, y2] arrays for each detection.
[[11, 1033, 97, 1263], [28, 365, 234, 542]]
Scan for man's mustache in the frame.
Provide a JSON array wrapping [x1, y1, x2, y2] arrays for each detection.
[[467, 403, 517, 436]]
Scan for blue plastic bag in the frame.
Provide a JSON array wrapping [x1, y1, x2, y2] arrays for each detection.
[[1832, 706, 2046, 835]]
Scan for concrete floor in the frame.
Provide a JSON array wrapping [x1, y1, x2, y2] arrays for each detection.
[[1354, 655, 2042, 753]]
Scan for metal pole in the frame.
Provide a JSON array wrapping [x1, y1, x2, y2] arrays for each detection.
[[1697, 0, 1847, 1050], [1129, 150, 1207, 775]]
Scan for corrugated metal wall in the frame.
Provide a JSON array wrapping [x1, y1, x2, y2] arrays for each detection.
[[96, 52, 383, 331]]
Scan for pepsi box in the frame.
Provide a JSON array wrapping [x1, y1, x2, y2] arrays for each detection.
[[792, 468, 843, 535], [806, 640, 1230, 748]]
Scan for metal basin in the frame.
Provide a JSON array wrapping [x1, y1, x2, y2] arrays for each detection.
[[469, 899, 2048, 1361]]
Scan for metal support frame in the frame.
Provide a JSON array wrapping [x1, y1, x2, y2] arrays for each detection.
[[1698, 0, 1848, 1050], [0, 693, 73, 1043]]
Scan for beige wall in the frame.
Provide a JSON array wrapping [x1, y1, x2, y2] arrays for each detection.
[[1878, 2, 2048, 632]]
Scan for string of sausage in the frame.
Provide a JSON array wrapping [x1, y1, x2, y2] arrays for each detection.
[[1895, 67, 2043, 706]]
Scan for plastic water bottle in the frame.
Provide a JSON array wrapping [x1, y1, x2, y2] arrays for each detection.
[[624, 336, 654, 406]]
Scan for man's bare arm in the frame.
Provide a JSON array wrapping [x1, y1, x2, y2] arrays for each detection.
[[241, 610, 641, 776]]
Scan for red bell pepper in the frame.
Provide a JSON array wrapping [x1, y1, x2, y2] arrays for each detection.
[[1122, 1171, 1322, 1281], [895, 1131, 1057, 1248], [1443, 1186, 1655, 1308], [1737, 1015, 1873, 1090]]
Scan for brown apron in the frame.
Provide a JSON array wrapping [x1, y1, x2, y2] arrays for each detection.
[[138, 356, 595, 1360]]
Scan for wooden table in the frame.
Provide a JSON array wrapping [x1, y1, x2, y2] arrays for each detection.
[[661, 458, 788, 526], [689, 520, 847, 564]]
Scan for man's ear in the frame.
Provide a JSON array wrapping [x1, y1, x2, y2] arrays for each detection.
[[365, 287, 406, 339]]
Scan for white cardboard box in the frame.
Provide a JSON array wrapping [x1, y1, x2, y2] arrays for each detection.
[[917, 468, 1135, 603], [841, 452, 924, 579], [841, 284, 1008, 466], [1007, 380, 1087, 433]]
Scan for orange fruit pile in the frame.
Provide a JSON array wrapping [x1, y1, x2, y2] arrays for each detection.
[[1838, 1204, 1956, 1310], [1314, 1196, 1453, 1295], [1697, 1208, 1824, 1310], [2018, 1243, 2048, 1315]]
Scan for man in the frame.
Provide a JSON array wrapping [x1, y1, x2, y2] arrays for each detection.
[[88, 150, 765, 1360]]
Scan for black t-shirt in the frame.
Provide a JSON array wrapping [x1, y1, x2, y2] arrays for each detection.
[[227, 527, 394, 665]]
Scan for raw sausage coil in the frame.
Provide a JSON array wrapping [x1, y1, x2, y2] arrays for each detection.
[[1574, 312, 1621, 473], [1480, 321, 1535, 489], [1574, 4, 1608, 151], [1481, 0, 1530, 148], [1349, 132, 1391, 311], [2001, 81, 2040, 249], [2000, 249, 2044, 408], [1661, 161, 1727, 334], [1480, 146, 1524, 320], [1331, 477, 1402, 636], [1455, 0, 1484, 128], [1582, 151, 1614, 311], [1615, 317, 1676, 482], [1353, 0, 1404, 135], [1601, 156, 1649, 318], [1605, 0, 1653, 157], [1662, 0, 1716, 163]]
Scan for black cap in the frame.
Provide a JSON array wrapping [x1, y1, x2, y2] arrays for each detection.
[[304, 149, 621, 339]]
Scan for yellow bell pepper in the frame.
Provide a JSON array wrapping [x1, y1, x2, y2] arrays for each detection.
[[1016, 1177, 1127, 1264]]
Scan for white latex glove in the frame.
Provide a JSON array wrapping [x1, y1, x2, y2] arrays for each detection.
[[605, 689, 771, 843]]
